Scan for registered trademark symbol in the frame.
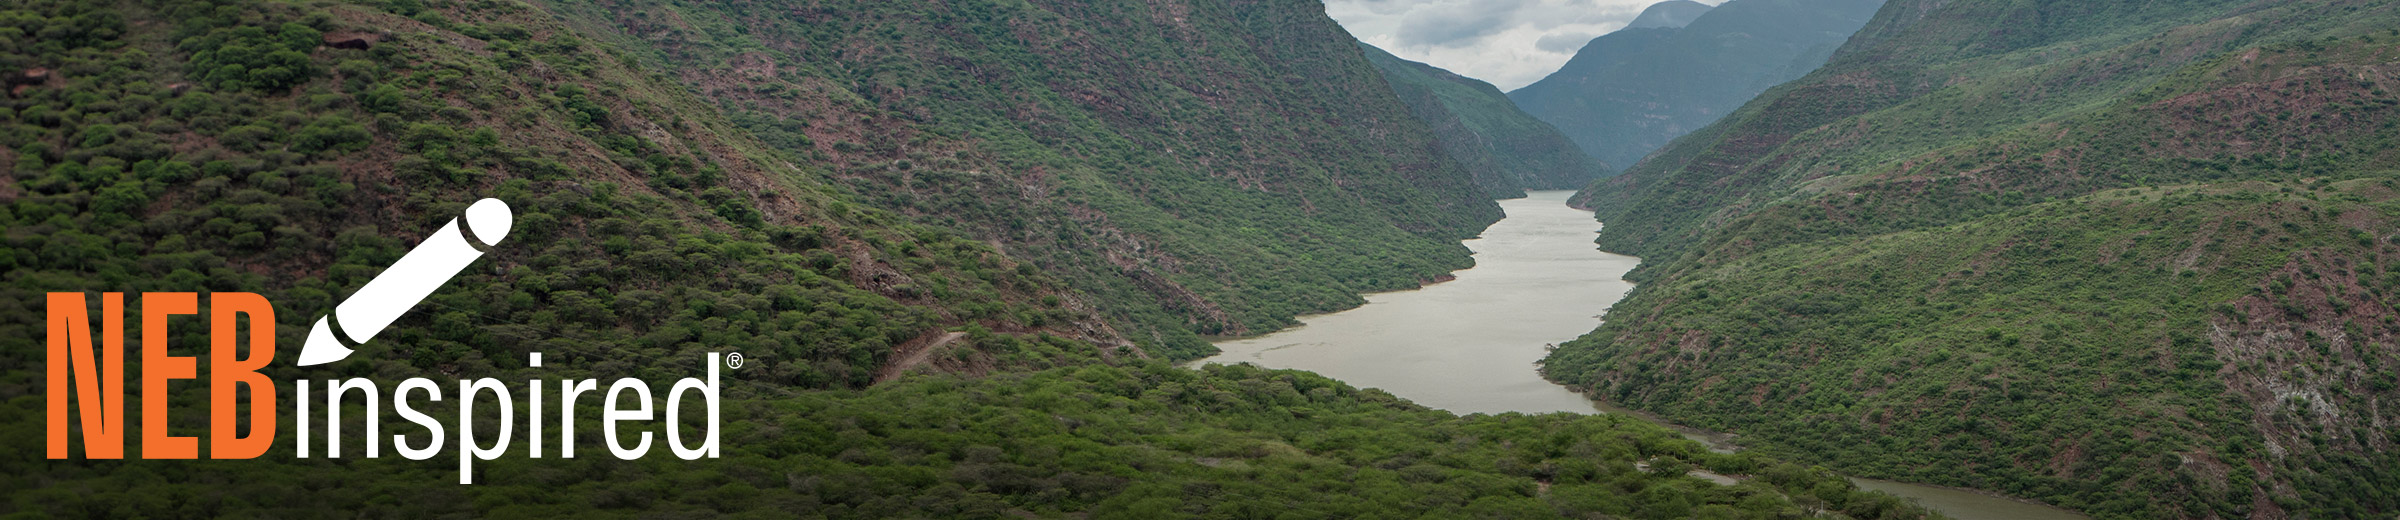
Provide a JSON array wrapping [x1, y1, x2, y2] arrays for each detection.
[[724, 352, 743, 369]]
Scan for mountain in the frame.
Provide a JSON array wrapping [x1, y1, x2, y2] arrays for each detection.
[[0, 0, 1097, 391], [1548, 0, 2400, 517], [540, 0, 1507, 359], [1358, 42, 1610, 198], [1626, 0, 1714, 30], [0, 0, 1938, 517], [1507, 0, 1886, 169]]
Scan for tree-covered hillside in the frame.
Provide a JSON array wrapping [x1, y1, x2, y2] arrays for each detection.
[[1508, 0, 1885, 169], [0, 0, 1104, 393], [1359, 42, 1610, 198], [1553, 0, 2400, 517], [536, 0, 1506, 360], [0, 0, 1941, 517]]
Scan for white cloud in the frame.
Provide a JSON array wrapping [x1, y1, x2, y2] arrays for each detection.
[[1326, 0, 1719, 90]]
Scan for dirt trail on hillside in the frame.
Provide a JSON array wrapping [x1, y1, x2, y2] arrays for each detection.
[[875, 330, 967, 384]]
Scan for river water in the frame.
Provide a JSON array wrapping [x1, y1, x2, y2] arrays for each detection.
[[1193, 191, 2085, 520]]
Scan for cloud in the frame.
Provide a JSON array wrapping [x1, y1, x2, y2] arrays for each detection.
[[1392, 0, 1531, 49], [1327, 0, 1718, 90]]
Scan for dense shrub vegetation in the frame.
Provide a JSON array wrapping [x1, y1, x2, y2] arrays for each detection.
[[1554, 180, 2400, 517], [0, 0, 1094, 393], [1, 0, 1944, 517], [1555, 0, 2400, 517], [6, 360, 1937, 519], [538, 0, 1507, 359]]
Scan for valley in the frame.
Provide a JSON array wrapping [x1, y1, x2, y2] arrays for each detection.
[[5, 0, 2396, 517]]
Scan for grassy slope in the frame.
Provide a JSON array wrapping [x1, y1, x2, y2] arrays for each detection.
[[1552, 0, 2400, 516], [1358, 42, 1609, 197], [534, 0, 1504, 359], [1506, 0, 1885, 170]]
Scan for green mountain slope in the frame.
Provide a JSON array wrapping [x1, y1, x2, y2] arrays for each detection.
[[1508, 0, 1885, 169], [0, 0, 1940, 518], [0, 0, 1102, 392], [535, 0, 1504, 359], [1358, 42, 1610, 198], [1550, 0, 2400, 517]]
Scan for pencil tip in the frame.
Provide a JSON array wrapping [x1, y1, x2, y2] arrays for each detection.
[[296, 317, 353, 366]]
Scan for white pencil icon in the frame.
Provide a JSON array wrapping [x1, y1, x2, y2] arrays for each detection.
[[297, 198, 513, 366]]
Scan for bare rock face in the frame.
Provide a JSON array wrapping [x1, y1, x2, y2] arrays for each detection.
[[322, 31, 384, 50], [8, 68, 51, 96], [7, 67, 49, 86]]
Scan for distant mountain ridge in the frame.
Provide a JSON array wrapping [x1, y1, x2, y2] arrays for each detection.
[[1358, 42, 1610, 198], [1508, 0, 1885, 169], [1626, 0, 1713, 29]]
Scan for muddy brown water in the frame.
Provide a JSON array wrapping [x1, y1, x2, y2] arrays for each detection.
[[1193, 191, 2086, 520]]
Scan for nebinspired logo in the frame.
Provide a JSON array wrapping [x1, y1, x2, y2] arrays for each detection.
[[46, 198, 724, 484], [297, 198, 515, 366]]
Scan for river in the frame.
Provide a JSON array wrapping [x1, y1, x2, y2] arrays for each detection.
[[1193, 191, 2086, 520]]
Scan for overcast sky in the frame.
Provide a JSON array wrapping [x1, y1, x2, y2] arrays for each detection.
[[1326, 0, 1720, 91]]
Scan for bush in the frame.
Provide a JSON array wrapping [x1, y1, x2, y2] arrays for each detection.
[[292, 114, 371, 155], [182, 22, 321, 92]]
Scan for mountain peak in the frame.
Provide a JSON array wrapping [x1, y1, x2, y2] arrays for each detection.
[[1626, 0, 1715, 29]]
